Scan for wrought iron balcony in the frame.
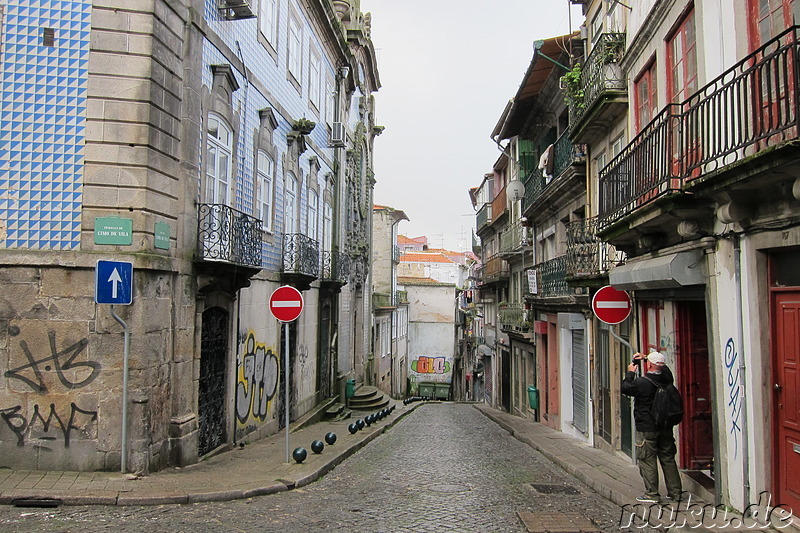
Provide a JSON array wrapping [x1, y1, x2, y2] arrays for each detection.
[[599, 25, 800, 231], [568, 32, 627, 142], [565, 217, 624, 280], [499, 303, 529, 333], [282, 233, 320, 280], [521, 131, 586, 215], [321, 250, 350, 285], [499, 220, 528, 257], [525, 256, 576, 298], [476, 203, 492, 232], [197, 203, 262, 268]]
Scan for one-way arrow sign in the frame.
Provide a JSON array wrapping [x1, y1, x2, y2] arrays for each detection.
[[95, 260, 133, 305]]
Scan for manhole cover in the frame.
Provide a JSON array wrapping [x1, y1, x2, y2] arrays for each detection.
[[427, 483, 470, 493], [530, 483, 581, 495]]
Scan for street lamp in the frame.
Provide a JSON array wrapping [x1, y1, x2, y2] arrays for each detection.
[[533, 40, 570, 71]]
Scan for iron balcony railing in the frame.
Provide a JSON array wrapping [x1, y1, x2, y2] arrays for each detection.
[[521, 132, 585, 213], [321, 250, 350, 284], [565, 217, 624, 278], [499, 220, 527, 255], [525, 256, 572, 298], [600, 25, 800, 227], [197, 203, 263, 268], [569, 32, 626, 127], [476, 203, 492, 231], [499, 303, 529, 332], [282, 233, 320, 278]]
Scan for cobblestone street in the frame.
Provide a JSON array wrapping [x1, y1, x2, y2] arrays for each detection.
[[0, 403, 632, 532]]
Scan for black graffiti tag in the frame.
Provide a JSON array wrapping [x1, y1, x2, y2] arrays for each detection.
[[0, 403, 98, 448], [5, 329, 99, 393]]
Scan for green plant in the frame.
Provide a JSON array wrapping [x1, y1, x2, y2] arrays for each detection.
[[561, 63, 585, 109], [292, 117, 316, 134], [601, 37, 624, 64]]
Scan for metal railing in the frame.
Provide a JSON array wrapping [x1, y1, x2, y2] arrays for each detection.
[[526, 256, 572, 298], [499, 303, 529, 332], [321, 250, 350, 283], [599, 25, 800, 227], [197, 203, 263, 268], [476, 203, 492, 230], [565, 217, 624, 278], [499, 220, 527, 255], [282, 233, 320, 278], [552, 130, 587, 179], [569, 32, 627, 127], [522, 167, 544, 214]]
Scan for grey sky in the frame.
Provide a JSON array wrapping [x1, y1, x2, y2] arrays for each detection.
[[362, 1, 584, 251]]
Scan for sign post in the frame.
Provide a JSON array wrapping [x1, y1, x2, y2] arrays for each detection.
[[95, 260, 134, 473], [269, 286, 304, 463]]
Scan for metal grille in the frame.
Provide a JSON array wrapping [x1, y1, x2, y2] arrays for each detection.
[[527, 256, 571, 298], [569, 32, 626, 127], [571, 328, 587, 433], [197, 203, 262, 268], [565, 217, 624, 277], [282, 233, 320, 277], [322, 250, 350, 283], [199, 307, 228, 456]]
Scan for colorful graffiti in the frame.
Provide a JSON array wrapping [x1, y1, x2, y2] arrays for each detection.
[[235, 332, 279, 439], [411, 356, 451, 375]]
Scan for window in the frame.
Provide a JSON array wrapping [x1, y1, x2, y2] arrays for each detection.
[[206, 114, 233, 205], [323, 200, 332, 251], [42, 27, 55, 47], [590, 7, 603, 44], [309, 49, 321, 109], [325, 80, 335, 125], [667, 8, 698, 104], [285, 173, 298, 234], [595, 150, 607, 175], [611, 133, 626, 158], [634, 61, 657, 131], [306, 188, 318, 240], [287, 13, 302, 82], [259, 0, 277, 48], [749, 0, 800, 47], [256, 151, 274, 232]]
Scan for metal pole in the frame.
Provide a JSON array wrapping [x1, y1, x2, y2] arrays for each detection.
[[284, 322, 290, 463], [110, 305, 130, 474]]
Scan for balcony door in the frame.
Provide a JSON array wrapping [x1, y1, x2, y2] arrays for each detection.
[[667, 7, 700, 178], [748, 0, 799, 144], [204, 115, 234, 260], [284, 173, 298, 235]]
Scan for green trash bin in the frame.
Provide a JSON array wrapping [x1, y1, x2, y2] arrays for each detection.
[[346, 379, 356, 399], [527, 386, 539, 410]]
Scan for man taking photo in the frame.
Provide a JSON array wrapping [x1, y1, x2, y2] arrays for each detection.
[[621, 351, 683, 504]]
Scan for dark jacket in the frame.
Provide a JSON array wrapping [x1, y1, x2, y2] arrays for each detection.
[[621, 366, 674, 432]]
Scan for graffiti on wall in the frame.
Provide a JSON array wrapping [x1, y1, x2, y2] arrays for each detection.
[[411, 356, 450, 375], [1, 326, 100, 448], [235, 332, 279, 439], [724, 337, 743, 459]]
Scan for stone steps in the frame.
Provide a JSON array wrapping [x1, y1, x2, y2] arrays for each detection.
[[349, 385, 391, 411]]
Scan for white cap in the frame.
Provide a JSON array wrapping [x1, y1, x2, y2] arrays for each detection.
[[647, 351, 666, 365]]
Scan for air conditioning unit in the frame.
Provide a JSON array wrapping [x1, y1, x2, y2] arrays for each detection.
[[218, 0, 256, 20], [330, 122, 345, 147]]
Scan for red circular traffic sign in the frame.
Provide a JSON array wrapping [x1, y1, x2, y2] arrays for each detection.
[[269, 285, 304, 322], [592, 285, 632, 324]]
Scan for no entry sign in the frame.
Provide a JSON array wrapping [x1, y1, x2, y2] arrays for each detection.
[[592, 285, 632, 324], [269, 285, 304, 322]]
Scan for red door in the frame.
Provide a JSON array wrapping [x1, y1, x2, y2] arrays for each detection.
[[773, 291, 800, 510], [676, 301, 713, 470]]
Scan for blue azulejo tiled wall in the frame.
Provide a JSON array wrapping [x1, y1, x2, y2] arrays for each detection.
[[0, 0, 90, 250]]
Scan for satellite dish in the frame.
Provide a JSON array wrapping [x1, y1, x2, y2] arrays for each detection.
[[506, 180, 525, 201]]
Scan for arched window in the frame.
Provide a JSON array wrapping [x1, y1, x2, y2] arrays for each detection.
[[256, 150, 274, 232], [206, 114, 233, 205], [285, 173, 298, 234]]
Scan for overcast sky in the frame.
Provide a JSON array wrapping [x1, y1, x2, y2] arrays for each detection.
[[361, 0, 584, 252]]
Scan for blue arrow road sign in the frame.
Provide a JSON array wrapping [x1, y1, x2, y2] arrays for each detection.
[[95, 260, 133, 305]]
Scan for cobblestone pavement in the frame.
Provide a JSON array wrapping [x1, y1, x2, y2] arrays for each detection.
[[0, 403, 637, 533]]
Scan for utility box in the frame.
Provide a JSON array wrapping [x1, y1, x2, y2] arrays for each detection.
[[527, 386, 539, 410]]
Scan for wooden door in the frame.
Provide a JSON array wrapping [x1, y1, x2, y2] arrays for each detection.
[[773, 291, 800, 510]]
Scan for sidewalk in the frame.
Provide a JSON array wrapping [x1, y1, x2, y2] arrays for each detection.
[[0, 401, 412, 506]]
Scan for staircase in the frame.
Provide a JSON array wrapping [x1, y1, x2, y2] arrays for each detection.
[[323, 401, 351, 421], [348, 385, 391, 411]]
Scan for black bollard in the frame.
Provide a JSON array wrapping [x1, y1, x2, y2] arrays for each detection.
[[311, 440, 324, 454], [292, 447, 308, 463], [325, 432, 337, 445]]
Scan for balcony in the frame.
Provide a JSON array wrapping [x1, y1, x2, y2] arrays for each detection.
[[490, 185, 508, 228], [476, 203, 492, 232], [477, 255, 510, 286], [396, 290, 409, 305], [499, 220, 528, 257], [373, 292, 396, 309], [598, 26, 800, 253], [526, 256, 588, 301], [499, 303, 530, 333], [320, 250, 350, 291], [392, 245, 401, 263], [282, 233, 320, 291], [196, 204, 262, 292], [568, 32, 627, 144], [565, 217, 624, 284], [522, 131, 587, 217]]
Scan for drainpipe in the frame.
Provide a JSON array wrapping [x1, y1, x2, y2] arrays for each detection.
[[733, 234, 750, 508]]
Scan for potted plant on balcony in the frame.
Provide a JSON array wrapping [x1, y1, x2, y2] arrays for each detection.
[[292, 118, 316, 135], [561, 63, 584, 110]]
